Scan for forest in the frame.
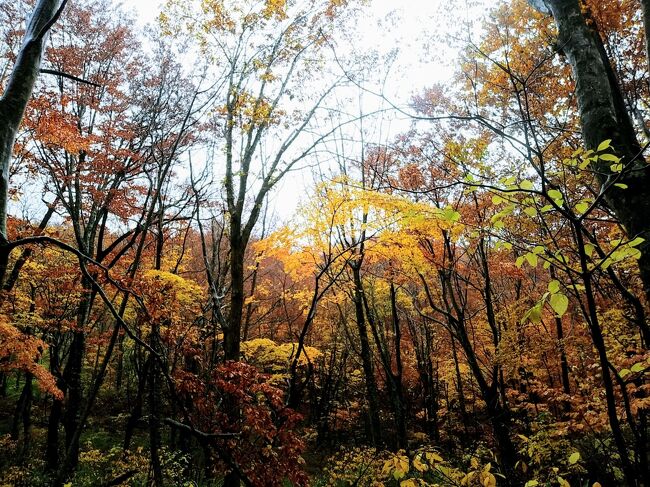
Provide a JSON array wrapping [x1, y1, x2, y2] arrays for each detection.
[[0, 0, 649, 485]]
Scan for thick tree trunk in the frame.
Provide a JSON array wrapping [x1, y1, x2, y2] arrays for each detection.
[[536, 0, 650, 305], [0, 0, 66, 283], [223, 230, 244, 487], [60, 279, 92, 477], [62, 329, 85, 473], [225, 235, 245, 362], [47, 398, 63, 472], [46, 341, 64, 473]]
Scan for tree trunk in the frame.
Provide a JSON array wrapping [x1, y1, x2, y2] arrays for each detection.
[[225, 236, 245, 362], [389, 283, 408, 450], [0, 0, 66, 283], [555, 315, 571, 396], [148, 327, 164, 487], [223, 231, 244, 487], [455, 322, 519, 483], [351, 264, 382, 446], [574, 222, 641, 485], [60, 279, 92, 476], [47, 398, 63, 472], [535, 0, 650, 304], [11, 372, 33, 448], [123, 357, 150, 451]]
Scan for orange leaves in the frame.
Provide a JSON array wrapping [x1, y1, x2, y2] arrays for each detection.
[[0, 317, 62, 400], [139, 270, 204, 324], [397, 163, 425, 191], [34, 111, 90, 154]]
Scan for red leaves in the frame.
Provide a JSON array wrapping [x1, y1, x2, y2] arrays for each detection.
[[175, 361, 308, 486]]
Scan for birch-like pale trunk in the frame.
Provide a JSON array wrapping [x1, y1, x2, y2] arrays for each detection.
[[0, 0, 67, 283]]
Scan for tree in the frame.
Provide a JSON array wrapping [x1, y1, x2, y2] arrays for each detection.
[[0, 0, 67, 281], [161, 0, 356, 363], [525, 0, 650, 306]]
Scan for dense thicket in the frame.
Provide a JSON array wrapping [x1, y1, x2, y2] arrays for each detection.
[[0, 1, 649, 486]]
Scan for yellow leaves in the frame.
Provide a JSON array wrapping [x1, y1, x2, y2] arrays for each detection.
[[462, 460, 496, 487], [412, 455, 428, 473], [241, 338, 321, 371], [381, 452, 409, 480], [140, 271, 204, 325], [262, 0, 288, 20], [424, 451, 443, 464], [324, 446, 388, 485], [409, 450, 443, 476], [219, 90, 281, 130], [199, 0, 235, 31], [142, 270, 203, 307]]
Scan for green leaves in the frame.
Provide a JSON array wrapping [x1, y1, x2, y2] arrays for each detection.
[[547, 188, 564, 207], [525, 253, 538, 267], [492, 194, 506, 205], [523, 303, 543, 324], [620, 360, 648, 379], [610, 162, 624, 173], [601, 237, 645, 269], [597, 139, 612, 152], [520, 180, 534, 190], [631, 362, 645, 373], [599, 153, 619, 162], [441, 207, 461, 223], [568, 451, 581, 465], [595, 142, 624, 172], [549, 293, 568, 317], [523, 279, 569, 323], [546, 279, 568, 317]]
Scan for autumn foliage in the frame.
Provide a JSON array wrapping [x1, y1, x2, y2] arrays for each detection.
[[0, 0, 649, 486]]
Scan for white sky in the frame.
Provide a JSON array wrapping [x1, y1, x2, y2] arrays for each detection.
[[126, 0, 488, 223]]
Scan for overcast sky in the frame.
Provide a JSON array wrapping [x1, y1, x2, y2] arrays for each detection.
[[125, 0, 487, 222], [128, 0, 483, 95]]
